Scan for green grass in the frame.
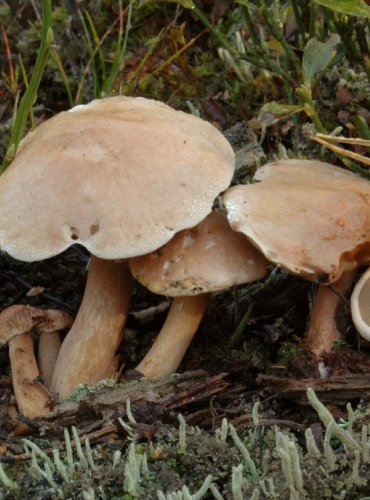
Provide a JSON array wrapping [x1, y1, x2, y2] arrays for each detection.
[[1, 1, 369, 174]]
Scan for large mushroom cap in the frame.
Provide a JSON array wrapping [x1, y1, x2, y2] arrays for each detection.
[[0, 96, 234, 261], [129, 211, 268, 296], [223, 159, 370, 283]]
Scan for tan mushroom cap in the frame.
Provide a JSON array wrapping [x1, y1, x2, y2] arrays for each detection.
[[0, 96, 234, 261], [129, 211, 268, 296], [0, 305, 44, 345], [223, 159, 370, 284]]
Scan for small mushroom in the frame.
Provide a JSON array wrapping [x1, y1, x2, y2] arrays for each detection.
[[0, 305, 70, 418], [37, 309, 73, 386], [0, 305, 44, 346], [129, 212, 268, 378], [0, 96, 234, 398], [223, 159, 370, 355], [350, 267, 370, 342]]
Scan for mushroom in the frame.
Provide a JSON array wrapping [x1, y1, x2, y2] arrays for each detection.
[[350, 267, 370, 342], [129, 212, 268, 378], [37, 309, 73, 386], [0, 305, 70, 418], [0, 96, 234, 398], [223, 159, 370, 355]]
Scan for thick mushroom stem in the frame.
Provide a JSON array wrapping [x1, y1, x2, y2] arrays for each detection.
[[305, 271, 355, 355], [52, 256, 132, 399], [136, 293, 210, 379], [9, 332, 52, 419], [37, 310, 73, 386]]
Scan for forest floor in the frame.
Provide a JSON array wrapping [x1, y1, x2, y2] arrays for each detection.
[[0, 1, 369, 498]]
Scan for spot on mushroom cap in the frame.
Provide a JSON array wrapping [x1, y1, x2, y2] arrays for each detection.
[[223, 159, 370, 283], [0, 96, 234, 261], [129, 211, 268, 296]]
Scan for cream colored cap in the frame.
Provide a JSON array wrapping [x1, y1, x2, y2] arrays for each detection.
[[0, 96, 234, 261], [224, 159, 370, 283], [350, 267, 370, 341], [129, 211, 268, 296]]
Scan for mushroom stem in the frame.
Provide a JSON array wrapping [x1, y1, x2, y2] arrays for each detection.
[[9, 332, 52, 419], [38, 331, 61, 386], [52, 256, 132, 399], [136, 293, 210, 379], [37, 310, 73, 386], [305, 271, 355, 355]]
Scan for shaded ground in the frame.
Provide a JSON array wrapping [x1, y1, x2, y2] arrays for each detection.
[[0, 233, 369, 498]]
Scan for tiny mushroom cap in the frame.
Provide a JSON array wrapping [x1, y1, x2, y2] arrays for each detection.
[[0, 305, 44, 345], [223, 159, 370, 355], [129, 212, 268, 379], [350, 267, 370, 342], [0, 96, 235, 398]]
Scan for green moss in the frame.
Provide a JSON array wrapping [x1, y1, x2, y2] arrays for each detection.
[[276, 341, 300, 365]]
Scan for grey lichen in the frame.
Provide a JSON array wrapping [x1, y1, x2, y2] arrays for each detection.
[[0, 389, 369, 499]]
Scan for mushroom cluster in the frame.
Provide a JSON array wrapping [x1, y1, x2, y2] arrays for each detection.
[[2, 95, 369, 418], [0, 96, 235, 401]]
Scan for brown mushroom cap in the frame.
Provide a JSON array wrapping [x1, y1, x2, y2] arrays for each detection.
[[0, 96, 234, 261], [129, 211, 268, 296], [223, 159, 370, 284], [0, 305, 44, 346]]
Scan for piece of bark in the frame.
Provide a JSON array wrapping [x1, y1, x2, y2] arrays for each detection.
[[257, 373, 370, 403], [45, 370, 229, 418]]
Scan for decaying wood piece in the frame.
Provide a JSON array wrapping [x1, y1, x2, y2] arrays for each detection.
[[257, 373, 370, 403], [46, 370, 230, 419]]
